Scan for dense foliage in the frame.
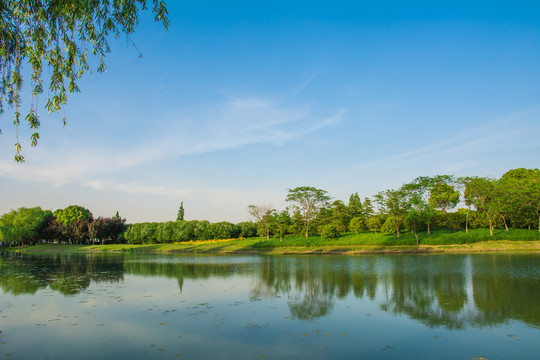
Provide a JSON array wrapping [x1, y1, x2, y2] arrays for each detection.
[[0, 205, 125, 247], [1, 168, 539, 247], [1, 0, 169, 161]]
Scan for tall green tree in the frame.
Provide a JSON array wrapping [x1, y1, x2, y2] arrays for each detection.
[[331, 200, 349, 232], [286, 186, 331, 239], [362, 197, 374, 219], [347, 193, 363, 219], [177, 202, 185, 221], [1, 0, 170, 162]]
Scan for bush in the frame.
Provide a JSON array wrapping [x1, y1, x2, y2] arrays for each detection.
[[321, 224, 339, 239], [381, 217, 397, 236]]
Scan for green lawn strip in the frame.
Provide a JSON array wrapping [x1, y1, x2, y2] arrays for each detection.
[[8, 228, 540, 255]]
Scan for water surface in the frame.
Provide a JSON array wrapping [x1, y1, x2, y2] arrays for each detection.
[[1, 252, 539, 359]]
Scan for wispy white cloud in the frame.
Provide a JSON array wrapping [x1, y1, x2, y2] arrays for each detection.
[[0, 95, 345, 191], [290, 68, 323, 96], [356, 110, 536, 172], [86, 180, 189, 198]]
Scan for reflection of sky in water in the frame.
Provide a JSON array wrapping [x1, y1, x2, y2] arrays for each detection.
[[1, 253, 539, 359]]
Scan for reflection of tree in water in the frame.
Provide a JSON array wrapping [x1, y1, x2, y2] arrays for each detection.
[[472, 254, 540, 329], [3, 252, 538, 330], [250, 257, 383, 320], [379, 255, 471, 329], [0, 252, 124, 296], [123, 258, 256, 292]]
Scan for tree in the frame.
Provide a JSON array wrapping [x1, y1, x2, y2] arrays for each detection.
[[54, 205, 93, 226], [248, 205, 272, 241], [177, 202, 185, 221], [347, 193, 363, 219], [269, 209, 291, 241], [285, 186, 331, 239], [429, 183, 460, 214], [349, 217, 365, 235], [88, 216, 126, 244], [465, 177, 497, 236], [501, 168, 540, 232], [374, 189, 408, 238], [403, 175, 455, 235], [1, 0, 170, 162], [0, 206, 52, 246], [237, 221, 258, 238], [330, 200, 349, 232], [366, 216, 382, 234], [362, 197, 374, 219], [456, 177, 473, 233], [403, 192, 427, 245]]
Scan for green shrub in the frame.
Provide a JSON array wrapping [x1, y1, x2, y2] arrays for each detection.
[[321, 224, 339, 239]]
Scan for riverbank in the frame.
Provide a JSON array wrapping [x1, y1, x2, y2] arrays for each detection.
[[9, 239, 540, 255]]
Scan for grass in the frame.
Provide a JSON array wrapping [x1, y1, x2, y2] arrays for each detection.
[[8, 228, 540, 255], [252, 228, 540, 247]]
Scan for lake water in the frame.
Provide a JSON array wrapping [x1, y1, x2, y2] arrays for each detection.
[[1, 252, 539, 359]]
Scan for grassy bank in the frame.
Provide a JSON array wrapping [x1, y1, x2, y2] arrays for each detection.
[[8, 228, 540, 255]]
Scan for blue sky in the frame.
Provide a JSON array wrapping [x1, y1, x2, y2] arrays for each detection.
[[1, 0, 539, 223]]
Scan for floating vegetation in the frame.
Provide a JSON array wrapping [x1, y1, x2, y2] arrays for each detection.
[[471, 357, 488, 360]]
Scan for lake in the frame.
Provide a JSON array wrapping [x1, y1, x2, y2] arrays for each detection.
[[1, 252, 539, 359]]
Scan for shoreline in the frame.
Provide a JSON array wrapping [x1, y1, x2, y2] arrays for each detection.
[[7, 240, 540, 256]]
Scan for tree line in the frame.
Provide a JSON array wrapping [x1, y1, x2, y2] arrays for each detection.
[[248, 168, 540, 242], [0, 205, 126, 247], [1, 168, 539, 247]]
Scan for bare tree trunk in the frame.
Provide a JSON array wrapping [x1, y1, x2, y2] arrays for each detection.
[[466, 209, 469, 234], [501, 214, 508, 231]]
